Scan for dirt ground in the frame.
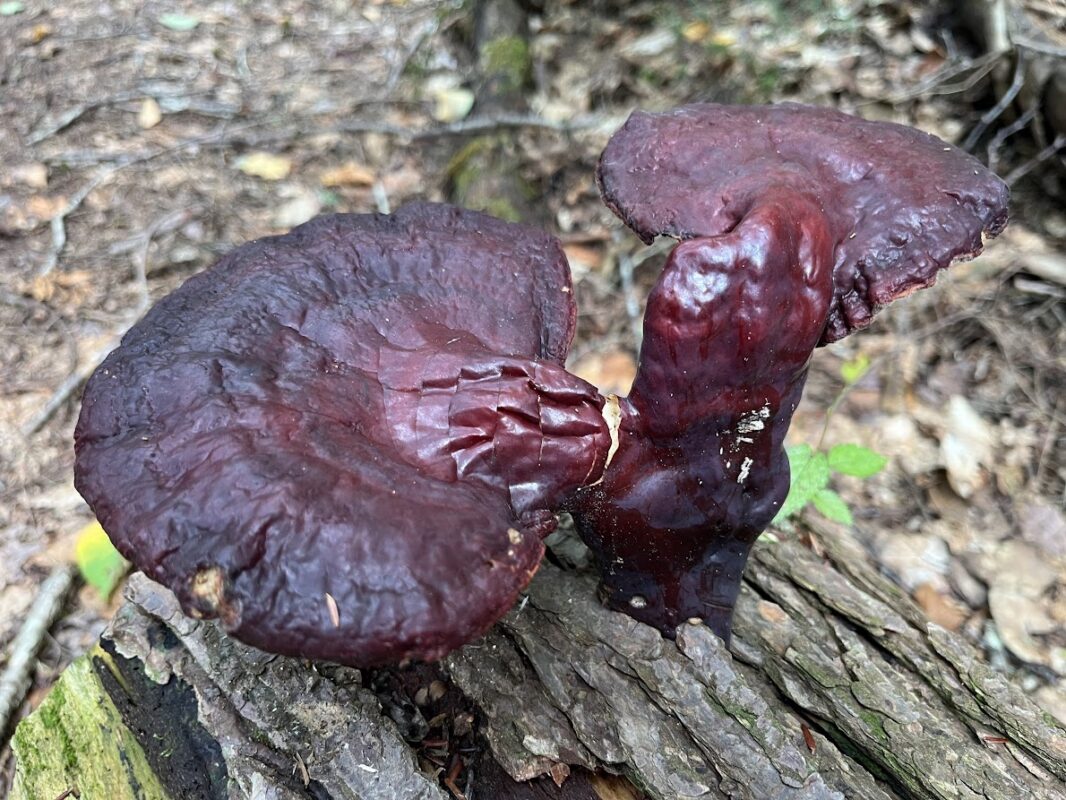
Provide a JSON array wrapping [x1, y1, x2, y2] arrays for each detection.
[[1, 0, 1064, 793]]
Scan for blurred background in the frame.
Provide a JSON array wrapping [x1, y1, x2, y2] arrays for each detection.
[[1, 0, 1064, 790]]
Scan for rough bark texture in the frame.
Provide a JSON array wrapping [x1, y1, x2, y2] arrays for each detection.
[[11, 519, 1066, 800]]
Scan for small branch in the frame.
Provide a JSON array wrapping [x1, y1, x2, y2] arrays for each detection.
[[0, 566, 77, 745], [1005, 134, 1066, 185], [37, 167, 121, 277], [45, 112, 611, 167], [987, 105, 1038, 172], [962, 52, 1026, 152], [21, 325, 133, 436], [1012, 35, 1066, 58]]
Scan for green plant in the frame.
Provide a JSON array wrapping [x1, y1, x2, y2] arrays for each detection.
[[773, 354, 888, 526], [75, 520, 129, 599]]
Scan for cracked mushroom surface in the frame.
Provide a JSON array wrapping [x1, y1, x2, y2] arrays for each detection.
[[568, 103, 1010, 638], [75, 203, 611, 666]]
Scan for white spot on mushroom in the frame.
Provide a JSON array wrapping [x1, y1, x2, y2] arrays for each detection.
[[629, 595, 648, 609], [736, 406, 769, 434], [325, 592, 340, 628], [507, 527, 522, 545], [737, 457, 753, 484]]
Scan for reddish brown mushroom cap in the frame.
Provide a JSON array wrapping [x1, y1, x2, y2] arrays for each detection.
[[597, 103, 1010, 342], [570, 103, 1009, 641], [75, 203, 611, 666]]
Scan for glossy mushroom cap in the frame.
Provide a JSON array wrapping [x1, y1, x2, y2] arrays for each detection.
[[570, 103, 1009, 638], [75, 203, 611, 667], [597, 103, 1010, 342]]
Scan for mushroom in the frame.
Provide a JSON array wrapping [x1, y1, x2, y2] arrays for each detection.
[[75, 203, 613, 666], [75, 104, 1010, 666], [567, 103, 1009, 639]]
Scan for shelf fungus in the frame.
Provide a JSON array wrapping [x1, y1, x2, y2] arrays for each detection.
[[75, 104, 1009, 665]]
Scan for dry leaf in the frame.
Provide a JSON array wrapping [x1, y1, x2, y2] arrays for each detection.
[[236, 152, 292, 181], [913, 583, 967, 631], [23, 269, 93, 304], [3, 162, 47, 189], [273, 186, 321, 228], [874, 414, 939, 476], [681, 21, 709, 42], [26, 194, 67, 220], [570, 350, 637, 396], [138, 97, 162, 129], [1019, 500, 1066, 558], [875, 533, 950, 593], [27, 23, 52, 44], [562, 243, 603, 271], [320, 161, 375, 187], [986, 541, 1062, 672], [940, 396, 994, 498], [431, 86, 475, 123]]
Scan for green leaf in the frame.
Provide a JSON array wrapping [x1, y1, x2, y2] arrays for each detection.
[[0, 1, 25, 15], [840, 353, 871, 386], [812, 489, 854, 525], [828, 443, 888, 477], [75, 520, 129, 598], [158, 12, 200, 31], [785, 443, 814, 472], [774, 447, 830, 522]]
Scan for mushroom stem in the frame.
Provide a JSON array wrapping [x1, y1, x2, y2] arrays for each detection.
[[570, 191, 835, 640]]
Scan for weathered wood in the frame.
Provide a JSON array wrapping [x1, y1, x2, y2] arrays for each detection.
[[11, 519, 1066, 799]]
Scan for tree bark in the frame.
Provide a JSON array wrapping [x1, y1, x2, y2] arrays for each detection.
[[10, 518, 1066, 800]]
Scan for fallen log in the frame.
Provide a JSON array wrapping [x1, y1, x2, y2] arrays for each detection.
[[9, 519, 1066, 799]]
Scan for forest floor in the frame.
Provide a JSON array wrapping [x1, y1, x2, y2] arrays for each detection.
[[1, 0, 1064, 794]]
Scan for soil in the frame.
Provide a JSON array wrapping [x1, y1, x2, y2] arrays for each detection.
[[1, 0, 1064, 796]]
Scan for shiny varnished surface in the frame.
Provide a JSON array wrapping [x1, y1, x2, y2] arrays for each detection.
[[576, 103, 1010, 639], [75, 203, 610, 666], [569, 191, 834, 635], [597, 103, 1010, 343]]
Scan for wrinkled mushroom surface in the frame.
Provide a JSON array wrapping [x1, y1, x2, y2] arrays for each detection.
[[597, 103, 1010, 342], [570, 103, 1009, 638], [75, 203, 610, 666]]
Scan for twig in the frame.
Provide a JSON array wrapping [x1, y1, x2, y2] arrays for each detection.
[[37, 167, 121, 277], [1005, 134, 1066, 185], [0, 566, 77, 744], [987, 105, 1038, 172], [962, 52, 1026, 152], [1012, 35, 1066, 58], [889, 51, 1001, 103], [337, 112, 608, 139], [21, 328, 130, 436], [46, 112, 611, 168]]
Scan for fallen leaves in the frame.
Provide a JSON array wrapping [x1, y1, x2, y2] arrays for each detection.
[[74, 520, 129, 599], [158, 12, 200, 32], [425, 75, 474, 123], [273, 186, 321, 228], [320, 162, 376, 188], [983, 541, 1064, 674], [236, 152, 292, 181], [21, 269, 94, 305], [1, 163, 48, 189], [137, 97, 162, 129], [940, 396, 995, 499], [913, 583, 967, 631], [0, 193, 67, 234]]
